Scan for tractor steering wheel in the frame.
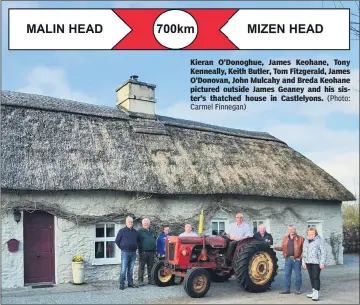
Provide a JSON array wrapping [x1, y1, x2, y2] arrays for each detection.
[[221, 232, 231, 240]]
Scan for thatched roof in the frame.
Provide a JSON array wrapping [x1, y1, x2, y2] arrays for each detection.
[[1, 90, 355, 202]]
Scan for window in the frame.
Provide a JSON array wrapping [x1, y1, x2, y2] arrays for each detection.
[[94, 223, 117, 264], [252, 219, 271, 234], [212, 221, 226, 235], [307, 221, 323, 237], [209, 217, 229, 236], [253, 220, 264, 234]]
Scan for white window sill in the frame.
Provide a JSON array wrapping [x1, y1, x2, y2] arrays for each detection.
[[91, 260, 119, 266]]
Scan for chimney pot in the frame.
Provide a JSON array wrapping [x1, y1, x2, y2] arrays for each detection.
[[130, 75, 138, 81]]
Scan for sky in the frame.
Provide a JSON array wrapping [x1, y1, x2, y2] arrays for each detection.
[[2, 1, 359, 202]]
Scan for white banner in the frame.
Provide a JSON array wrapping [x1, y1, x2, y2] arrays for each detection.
[[221, 9, 350, 50], [8, 9, 132, 50]]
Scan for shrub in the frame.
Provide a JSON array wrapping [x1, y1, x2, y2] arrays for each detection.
[[342, 203, 359, 253], [342, 203, 359, 228], [343, 226, 359, 253]]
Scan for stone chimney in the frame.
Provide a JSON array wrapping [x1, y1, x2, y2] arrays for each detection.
[[116, 75, 156, 116]]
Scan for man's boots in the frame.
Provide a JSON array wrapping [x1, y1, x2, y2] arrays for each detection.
[[138, 278, 145, 286], [307, 288, 314, 298], [312, 290, 319, 301]]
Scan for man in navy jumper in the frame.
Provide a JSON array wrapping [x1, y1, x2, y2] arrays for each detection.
[[157, 225, 172, 258], [115, 216, 139, 290]]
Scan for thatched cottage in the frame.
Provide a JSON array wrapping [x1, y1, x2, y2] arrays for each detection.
[[1, 76, 355, 289]]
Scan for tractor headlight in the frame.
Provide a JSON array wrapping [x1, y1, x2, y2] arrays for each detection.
[[181, 249, 189, 256]]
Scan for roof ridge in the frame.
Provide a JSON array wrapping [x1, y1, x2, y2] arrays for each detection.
[[157, 115, 286, 145], [1, 90, 284, 144], [1, 90, 130, 120]]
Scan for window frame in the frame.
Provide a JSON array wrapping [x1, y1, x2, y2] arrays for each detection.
[[92, 222, 120, 265], [210, 218, 229, 236], [306, 220, 324, 237], [252, 219, 271, 234]]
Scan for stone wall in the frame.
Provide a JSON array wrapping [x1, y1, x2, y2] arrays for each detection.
[[1, 190, 343, 288]]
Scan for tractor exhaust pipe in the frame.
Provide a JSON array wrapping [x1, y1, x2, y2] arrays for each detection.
[[198, 210, 208, 261]]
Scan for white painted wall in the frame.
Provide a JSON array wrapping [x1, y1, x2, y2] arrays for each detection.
[[1, 190, 343, 288], [1, 211, 24, 289], [209, 202, 342, 268], [55, 218, 123, 284]]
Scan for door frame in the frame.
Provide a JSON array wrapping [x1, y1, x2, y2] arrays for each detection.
[[23, 210, 56, 284]]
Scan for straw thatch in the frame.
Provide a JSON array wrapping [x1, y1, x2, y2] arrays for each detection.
[[1, 90, 355, 202]]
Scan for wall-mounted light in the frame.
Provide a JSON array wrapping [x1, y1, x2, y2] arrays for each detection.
[[13, 209, 21, 224]]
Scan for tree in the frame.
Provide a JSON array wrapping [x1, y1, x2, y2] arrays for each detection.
[[322, 1, 359, 40]]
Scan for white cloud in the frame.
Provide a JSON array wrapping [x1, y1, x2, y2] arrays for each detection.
[[17, 66, 98, 104]]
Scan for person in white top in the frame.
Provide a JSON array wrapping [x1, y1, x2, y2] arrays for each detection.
[[179, 224, 198, 237], [226, 213, 253, 258]]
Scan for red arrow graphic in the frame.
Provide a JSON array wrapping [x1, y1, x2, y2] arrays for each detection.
[[112, 9, 239, 50], [183, 9, 238, 50], [112, 9, 167, 50]]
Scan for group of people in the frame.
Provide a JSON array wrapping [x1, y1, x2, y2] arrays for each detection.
[[115, 212, 327, 301], [228, 213, 327, 301], [114, 216, 198, 290]]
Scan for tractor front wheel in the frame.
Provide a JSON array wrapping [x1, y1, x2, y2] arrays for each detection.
[[234, 242, 278, 292], [183, 268, 211, 298], [151, 261, 175, 287]]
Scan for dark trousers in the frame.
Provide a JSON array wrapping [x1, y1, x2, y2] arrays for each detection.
[[227, 241, 239, 259], [120, 251, 137, 286], [284, 258, 302, 291], [138, 251, 155, 282], [306, 263, 321, 291]]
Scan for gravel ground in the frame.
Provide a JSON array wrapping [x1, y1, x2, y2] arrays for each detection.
[[2, 255, 359, 304]]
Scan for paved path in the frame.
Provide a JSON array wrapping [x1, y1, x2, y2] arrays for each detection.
[[2, 254, 359, 304]]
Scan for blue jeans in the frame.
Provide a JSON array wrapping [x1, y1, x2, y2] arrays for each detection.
[[284, 258, 302, 291], [120, 251, 137, 285]]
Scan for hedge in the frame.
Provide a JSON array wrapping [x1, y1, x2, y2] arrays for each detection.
[[343, 226, 360, 253]]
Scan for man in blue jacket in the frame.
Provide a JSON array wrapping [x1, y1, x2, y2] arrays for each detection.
[[115, 216, 139, 290], [157, 225, 172, 257]]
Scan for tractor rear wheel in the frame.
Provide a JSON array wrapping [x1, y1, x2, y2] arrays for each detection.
[[208, 270, 231, 282], [183, 268, 211, 298], [151, 261, 175, 287], [234, 242, 278, 292]]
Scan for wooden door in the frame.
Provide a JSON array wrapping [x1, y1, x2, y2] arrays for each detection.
[[24, 211, 55, 284]]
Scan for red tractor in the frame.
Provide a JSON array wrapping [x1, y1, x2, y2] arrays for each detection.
[[151, 233, 278, 298]]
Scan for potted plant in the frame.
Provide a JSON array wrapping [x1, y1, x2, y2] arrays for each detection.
[[72, 255, 85, 284]]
